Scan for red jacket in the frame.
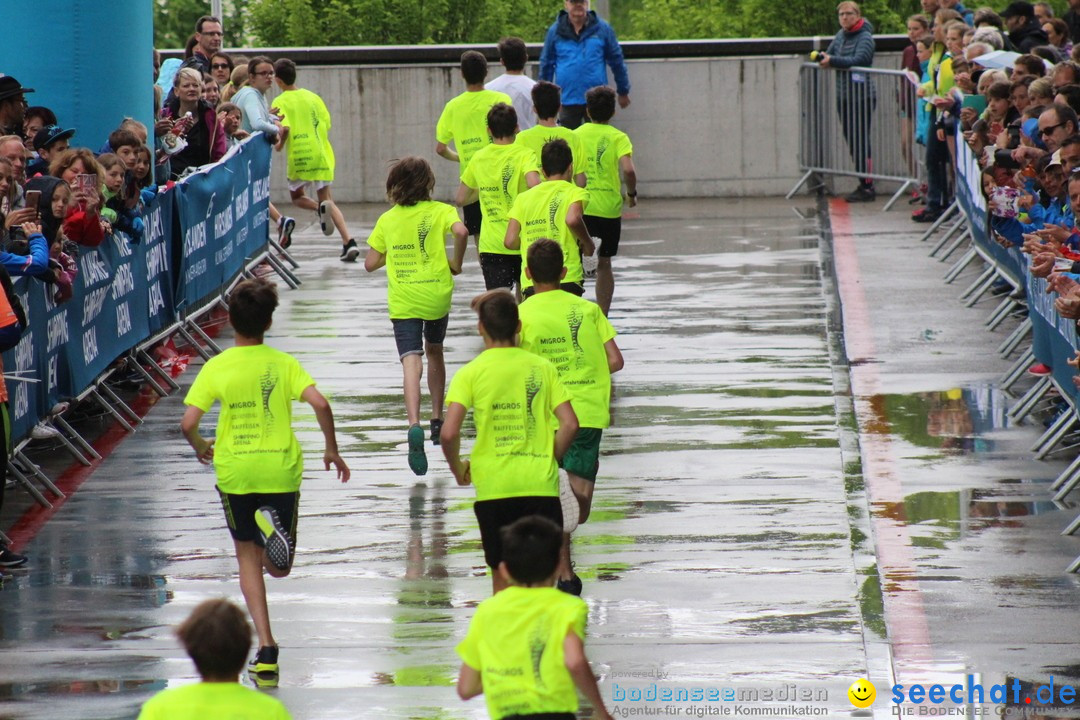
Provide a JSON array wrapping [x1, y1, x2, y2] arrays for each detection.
[[63, 205, 105, 247]]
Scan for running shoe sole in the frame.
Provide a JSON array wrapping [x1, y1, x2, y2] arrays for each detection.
[[279, 217, 296, 249], [559, 469, 580, 534], [254, 507, 293, 572], [408, 424, 428, 476], [342, 243, 360, 263], [318, 201, 334, 236]]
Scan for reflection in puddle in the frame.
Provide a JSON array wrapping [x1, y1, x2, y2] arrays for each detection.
[[867, 386, 1011, 455]]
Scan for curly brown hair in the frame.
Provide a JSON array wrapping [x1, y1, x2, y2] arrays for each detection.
[[386, 156, 434, 206]]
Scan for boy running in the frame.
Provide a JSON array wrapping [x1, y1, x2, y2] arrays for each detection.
[[440, 290, 579, 594], [484, 37, 537, 130], [457, 103, 542, 293], [504, 139, 594, 297], [137, 599, 292, 719], [519, 239, 624, 595], [456, 515, 614, 720], [271, 58, 359, 262], [181, 278, 350, 678], [515, 81, 587, 188], [365, 156, 468, 475], [574, 86, 638, 316], [435, 51, 512, 247]]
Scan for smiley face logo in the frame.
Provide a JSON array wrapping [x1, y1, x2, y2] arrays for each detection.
[[848, 679, 876, 708]]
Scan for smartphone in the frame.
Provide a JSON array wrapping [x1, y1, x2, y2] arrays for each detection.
[[24, 190, 40, 213], [75, 173, 98, 194]]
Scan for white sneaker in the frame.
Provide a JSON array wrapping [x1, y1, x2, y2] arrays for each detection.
[[559, 469, 580, 534], [31, 422, 60, 440], [318, 201, 334, 237], [582, 236, 602, 278]]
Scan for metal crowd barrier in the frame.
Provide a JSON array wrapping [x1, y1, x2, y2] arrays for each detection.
[[3, 136, 301, 512], [791, 63, 921, 210], [919, 129, 1080, 572]]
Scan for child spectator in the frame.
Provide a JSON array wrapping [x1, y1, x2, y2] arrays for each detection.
[[180, 278, 350, 677], [21, 106, 56, 154], [364, 157, 468, 474], [515, 81, 587, 188], [133, 145, 153, 188], [435, 51, 512, 248], [485, 37, 538, 130], [217, 102, 248, 150], [440, 290, 579, 594], [98, 153, 145, 242], [504, 139, 595, 298], [457, 103, 542, 293], [575, 85, 637, 316], [222, 63, 249, 104], [26, 125, 74, 179], [202, 72, 221, 108], [270, 58, 358, 261], [456, 515, 613, 720], [519, 238, 623, 595], [135, 598, 292, 719]]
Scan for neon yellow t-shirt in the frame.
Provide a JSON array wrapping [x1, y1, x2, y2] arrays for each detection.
[[515, 125, 586, 178], [457, 586, 587, 720], [271, 88, 335, 182], [435, 90, 513, 178], [508, 180, 589, 290], [445, 347, 571, 501], [184, 345, 314, 494], [519, 290, 616, 429], [460, 142, 541, 255], [574, 123, 633, 218], [137, 681, 292, 720], [367, 201, 461, 320]]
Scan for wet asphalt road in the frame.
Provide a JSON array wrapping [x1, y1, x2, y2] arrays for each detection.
[[0, 197, 1077, 719]]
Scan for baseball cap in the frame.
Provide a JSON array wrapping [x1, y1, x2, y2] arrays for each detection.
[[33, 125, 75, 151]]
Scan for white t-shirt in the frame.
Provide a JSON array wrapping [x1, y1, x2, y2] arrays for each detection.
[[485, 73, 538, 130]]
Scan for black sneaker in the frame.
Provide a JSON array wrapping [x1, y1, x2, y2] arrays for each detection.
[[278, 217, 296, 249], [430, 418, 443, 446], [248, 645, 279, 675], [340, 238, 360, 263], [844, 186, 876, 203], [254, 507, 293, 573], [0, 546, 27, 568], [556, 574, 583, 596]]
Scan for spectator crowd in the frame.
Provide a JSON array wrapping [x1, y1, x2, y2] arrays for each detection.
[[894, 1, 1080, 380]]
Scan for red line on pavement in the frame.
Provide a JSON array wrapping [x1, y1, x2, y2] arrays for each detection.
[[830, 199, 936, 679]]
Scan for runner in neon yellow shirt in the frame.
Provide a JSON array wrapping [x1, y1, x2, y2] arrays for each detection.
[[458, 102, 542, 294], [366, 156, 468, 477], [441, 290, 580, 594], [574, 85, 638, 316], [456, 516, 614, 720], [505, 139, 595, 296], [515, 81, 587, 188], [271, 59, 358, 261], [181, 279, 350, 679], [436, 50, 512, 247], [519, 238, 624, 596], [137, 599, 292, 719]]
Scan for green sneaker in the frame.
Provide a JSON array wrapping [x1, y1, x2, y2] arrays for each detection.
[[254, 507, 293, 573], [408, 424, 427, 476]]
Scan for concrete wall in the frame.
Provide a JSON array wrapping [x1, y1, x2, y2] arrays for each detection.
[[266, 52, 901, 203]]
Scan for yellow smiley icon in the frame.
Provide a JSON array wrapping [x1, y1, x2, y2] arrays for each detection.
[[848, 679, 876, 708]]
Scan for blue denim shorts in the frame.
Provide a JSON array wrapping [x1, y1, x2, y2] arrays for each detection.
[[392, 315, 449, 358]]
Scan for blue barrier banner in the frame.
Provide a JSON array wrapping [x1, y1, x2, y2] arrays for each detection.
[[0, 134, 270, 446], [141, 189, 177, 335], [175, 135, 272, 311], [955, 137, 1024, 287]]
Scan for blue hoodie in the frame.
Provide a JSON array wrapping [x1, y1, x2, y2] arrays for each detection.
[[540, 9, 630, 106]]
